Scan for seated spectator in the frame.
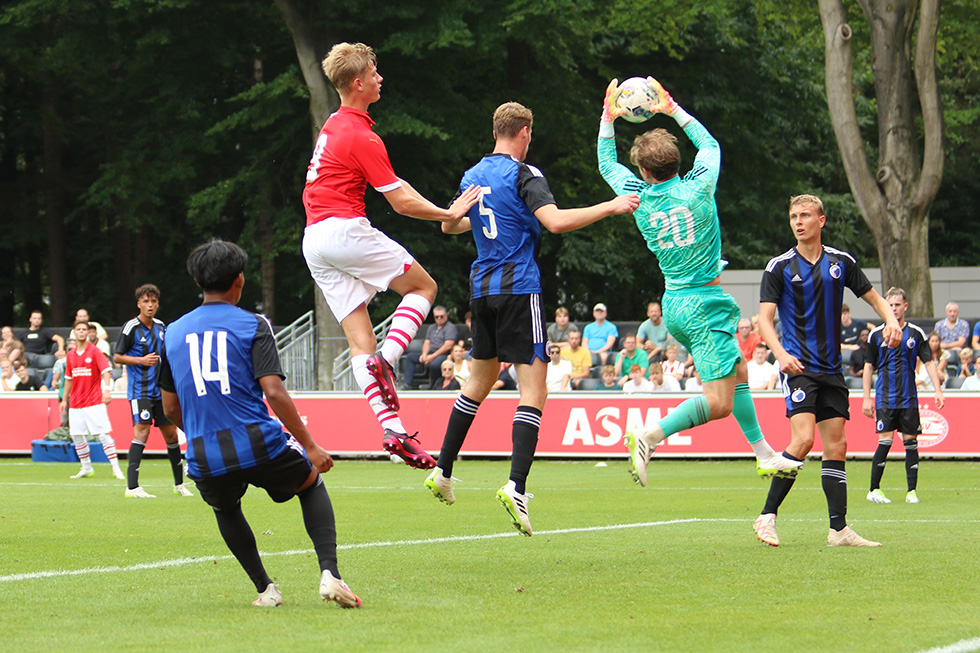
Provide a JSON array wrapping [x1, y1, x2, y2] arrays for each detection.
[[113, 365, 128, 393], [1, 326, 25, 365], [973, 319, 980, 351], [545, 344, 572, 392], [746, 342, 778, 390], [0, 359, 16, 392], [561, 329, 592, 389], [623, 364, 654, 394], [449, 343, 471, 386], [492, 362, 517, 391], [17, 310, 65, 364], [582, 303, 618, 365], [595, 364, 620, 391], [935, 302, 970, 351], [402, 306, 458, 389], [840, 303, 874, 351], [961, 364, 980, 391], [957, 347, 975, 378], [88, 326, 112, 361], [614, 333, 648, 385], [916, 331, 949, 390], [661, 343, 685, 381], [456, 310, 473, 350], [430, 360, 461, 391], [12, 360, 47, 391], [547, 306, 578, 351], [75, 308, 108, 342], [636, 301, 668, 361], [736, 318, 763, 362], [647, 361, 681, 392], [685, 365, 704, 393], [848, 328, 871, 377]]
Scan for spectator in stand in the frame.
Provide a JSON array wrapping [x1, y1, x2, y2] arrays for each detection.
[[17, 310, 65, 365], [87, 323, 112, 360], [623, 364, 655, 394], [972, 319, 980, 351], [545, 344, 572, 392], [582, 303, 618, 365], [840, 304, 873, 351], [746, 342, 778, 390], [636, 301, 668, 361], [491, 363, 517, 391], [685, 365, 704, 393], [546, 307, 578, 351], [915, 331, 949, 391], [647, 361, 681, 392], [661, 343, 685, 381], [51, 348, 69, 424], [75, 308, 108, 342], [431, 360, 461, 391], [614, 333, 648, 385], [596, 364, 620, 391], [449, 343, 471, 387], [402, 305, 458, 389], [561, 329, 592, 389], [12, 360, 47, 391], [0, 359, 18, 392], [935, 302, 970, 351], [736, 318, 764, 362], [1, 326, 25, 365], [956, 347, 974, 378], [960, 363, 980, 391], [456, 310, 473, 350], [848, 328, 871, 378]]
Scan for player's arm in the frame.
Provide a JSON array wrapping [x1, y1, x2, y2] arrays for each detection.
[[161, 390, 183, 431], [860, 289, 902, 347], [60, 377, 71, 412], [758, 302, 802, 374], [534, 197, 639, 234], [258, 374, 333, 474], [101, 368, 112, 404], [384, 180, 481, 223], [923, 360, 945, 409], [861, 361, 875, 418]]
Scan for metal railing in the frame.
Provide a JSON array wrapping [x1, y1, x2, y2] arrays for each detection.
[[275, 310, 318, 392], [330, 313, 394, 391]]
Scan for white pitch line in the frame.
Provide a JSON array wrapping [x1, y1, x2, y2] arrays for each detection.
[[917, 637, 980, 653]]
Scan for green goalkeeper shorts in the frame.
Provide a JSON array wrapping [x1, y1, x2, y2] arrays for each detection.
[[662, 285, 742, 383]]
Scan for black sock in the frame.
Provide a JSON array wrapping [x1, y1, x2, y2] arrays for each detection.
[[761, 453, 801, 515], [904, 438, 919, 491], [509, 406, 541, 495], [869, 439, 892, 491], [822, 460, 848, 531], [437, 394, 481, 476], [127, 441, 145, 490], [213, 504, 272, 592], [167, 442, 184, 485], [297, 478, 339, 578]]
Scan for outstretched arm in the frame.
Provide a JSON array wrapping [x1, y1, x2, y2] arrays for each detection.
[[385, 180, 481, 223], [534, 195, 639, 234]]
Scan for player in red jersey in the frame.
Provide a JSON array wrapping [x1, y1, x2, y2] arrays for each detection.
[[61, 321, 124, 480], [302, 42, 480, 469]]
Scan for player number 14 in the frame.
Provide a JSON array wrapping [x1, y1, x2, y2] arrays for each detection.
[[652, 206, 695, 249], [186, 331, 231, 396]]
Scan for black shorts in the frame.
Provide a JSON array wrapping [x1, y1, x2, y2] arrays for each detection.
[[470, 293, 547, 364], [875, 407, 921, 435], [781, 369, 850, 421], [130, 399, 173, 427], [195, 445, 313, 511]]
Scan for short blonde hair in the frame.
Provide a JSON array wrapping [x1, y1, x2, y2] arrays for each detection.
[[493, 102, 533, 139], [789, 194, 824, 216], [630, 129, 680, 181], [555, 307, 569, 318], [321, 42, 377, 94], [601, 364, 615, 376], [648, 362, 664, 374]]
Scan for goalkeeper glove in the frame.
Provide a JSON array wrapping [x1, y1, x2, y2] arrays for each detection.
[[645, 76, 692, 125]]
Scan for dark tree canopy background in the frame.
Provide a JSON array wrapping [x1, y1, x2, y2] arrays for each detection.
[[1, 0, 976, 328]]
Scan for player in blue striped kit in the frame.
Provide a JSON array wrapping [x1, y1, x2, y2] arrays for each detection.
[[596, 77, 803, 487], [863, 287, 944, 505], [160, 240, 360, 608]]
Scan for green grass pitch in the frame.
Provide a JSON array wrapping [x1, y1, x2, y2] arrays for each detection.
[[1, 458, 978, 652]]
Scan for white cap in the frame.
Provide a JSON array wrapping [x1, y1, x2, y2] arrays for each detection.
[[593, 303, 607, 312]]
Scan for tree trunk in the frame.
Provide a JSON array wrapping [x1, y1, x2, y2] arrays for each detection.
[[257, 181, 276, 323], [111, 220, 133, 320], [40, 96, 68, 325], [818, 0, 943, 316], [273, 0, 343, 389]]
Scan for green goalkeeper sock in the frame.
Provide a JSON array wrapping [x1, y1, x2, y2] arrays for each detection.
[[732, 383, 764, 444], [658, 395, 710, 438]]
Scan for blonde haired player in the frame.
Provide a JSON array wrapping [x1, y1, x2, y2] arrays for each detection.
[[302, 42, 480, 468]]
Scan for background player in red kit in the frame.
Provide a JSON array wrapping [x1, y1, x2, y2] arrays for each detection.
[[61, 321, 124, 480], [302, 42, 480, 469]]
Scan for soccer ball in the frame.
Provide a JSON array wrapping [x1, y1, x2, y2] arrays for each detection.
[[614, 77, 656, 123]]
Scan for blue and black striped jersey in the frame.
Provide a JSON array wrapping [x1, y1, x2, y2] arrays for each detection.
[[158, 302, 289, 479], [866, 323, 930, 409], [115, 317, 166, 400], [761, 246, 873, 375]]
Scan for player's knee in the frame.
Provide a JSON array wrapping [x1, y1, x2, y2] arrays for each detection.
[[878, 438, 893, 447]]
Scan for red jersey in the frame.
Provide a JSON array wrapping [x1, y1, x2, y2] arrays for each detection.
[[303, 106, 402, 226], [65, 343, 110, 409]]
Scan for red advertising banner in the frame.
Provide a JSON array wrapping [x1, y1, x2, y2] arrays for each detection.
[[1, 391, 972, 457]]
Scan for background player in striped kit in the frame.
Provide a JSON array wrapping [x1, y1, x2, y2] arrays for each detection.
[[425, 101, 639, 536], [862, 287, 945, 505], [753, 194, 901, 547], [114, 284, 191, 498]]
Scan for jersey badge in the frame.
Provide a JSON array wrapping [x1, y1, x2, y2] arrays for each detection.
[[791, 387, 806, 403], [829, 263, 842, 279], [906, 337, 915, 349], [140, 409, 151, 421]]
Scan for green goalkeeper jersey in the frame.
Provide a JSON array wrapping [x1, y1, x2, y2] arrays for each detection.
[[597, 117, 726, 291]]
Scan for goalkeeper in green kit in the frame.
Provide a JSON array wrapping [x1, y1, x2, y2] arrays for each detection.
[[597, 77, 803, 486]]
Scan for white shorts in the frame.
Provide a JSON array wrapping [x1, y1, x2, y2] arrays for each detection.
[[302, 217, 414, 322], [69, 404, 112, 436]]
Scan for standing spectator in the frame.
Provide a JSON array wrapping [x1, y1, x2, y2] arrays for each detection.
[[74, 308, 108, 342], [62, 321, 125, 480], [915, 331, 949, 390], [0, 359, 16, 392], [935, 302, 970, 351], [862, 287, 944, 505], [546, 307, 578, 351], [12, 360, 47, 391], [847, 328, 871, 378], [736, 318, 764, 362], [561, 329, 592, 389], [636, 301, 668, 361], [752, 194, 900, 548], [623, 364, 655, 393], [956, 347, 974, 378], [17, 310, 65, 365], [1, 326, 25, 365], [301, 42, 479, 469], [545, 344, 572, 392], [449, 343, 471, 387], [114, 283, 191, 499], [596, 365, 620, 391], [840, 304, 873, 351], [430, 360, 461, 391], [745, 342, 778, 390], [402, 306, 458, 389], [614, 333, 648, 385], [582, 303, 618, 365]]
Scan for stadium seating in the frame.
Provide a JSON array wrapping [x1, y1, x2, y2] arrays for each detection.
[[576, 378, 601, 391], [946, 376, 966, 389]]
